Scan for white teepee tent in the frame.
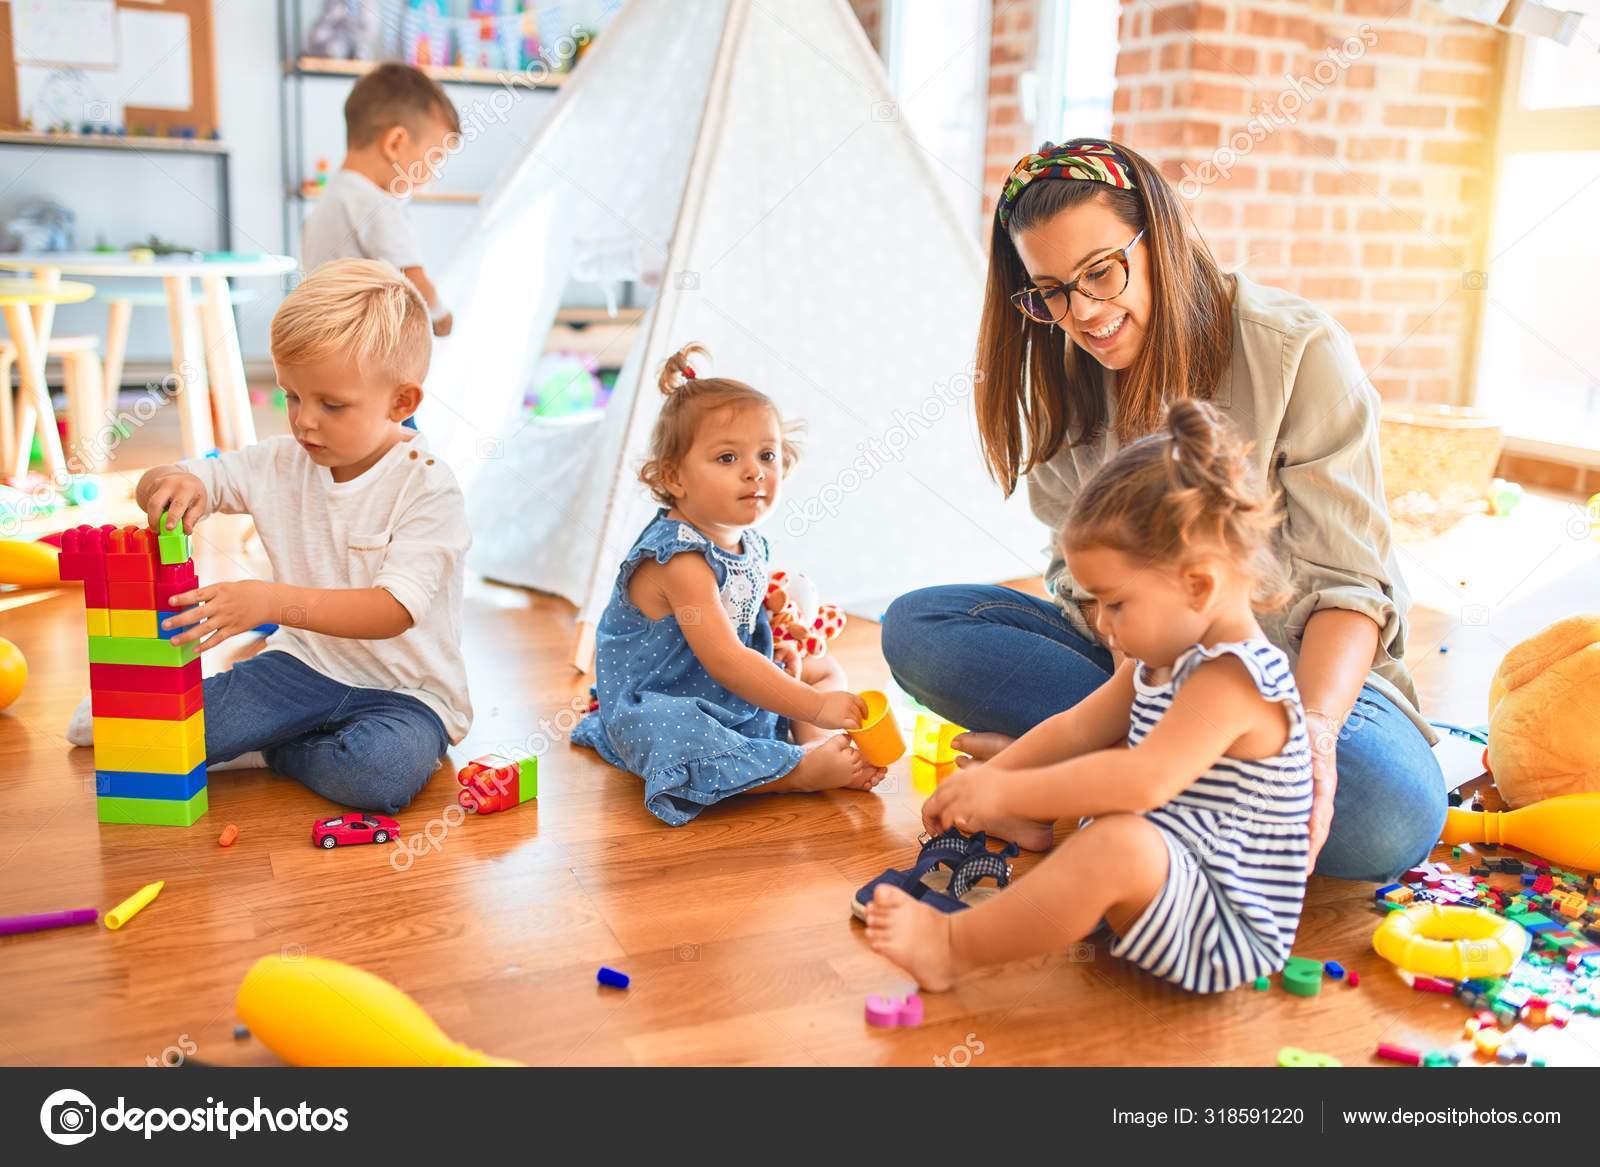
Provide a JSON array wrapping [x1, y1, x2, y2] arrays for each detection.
[[419, 0, 1046, 665]]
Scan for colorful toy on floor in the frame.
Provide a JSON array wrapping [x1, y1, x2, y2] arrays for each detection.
[[104, 879, 163, 930], [58, 520, 207, 826], [0, 907, 97, 936], [1281, 956, 1323, 996], [1485, 615, 1600, 808], [763, 569, 845, 659], [311, 813, 398, 849], [847, 689, 905, 767], [1277, 1047, 1340, 1067], [235, 953, 521, 1066], [597, 966, 630, 989], [218, 823, 238, 847], [456, 749, 538, 814], [911, 713, 967, 789], [865, 993, 924, 1028], [1374, 903, 1528, 980], [1439, 793, 1600, 872], [0, 636, 25, 710], [0, 538, 60, 586]]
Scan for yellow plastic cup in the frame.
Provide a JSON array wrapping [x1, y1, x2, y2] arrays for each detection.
[[912, 714, 967, 766], [848, 690, 906, 767]]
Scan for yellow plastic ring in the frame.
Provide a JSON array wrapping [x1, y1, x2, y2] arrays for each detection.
[[1372, 903, 1527, 980]]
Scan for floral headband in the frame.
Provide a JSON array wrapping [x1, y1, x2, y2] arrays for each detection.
[[996, 141, 1136, 228]]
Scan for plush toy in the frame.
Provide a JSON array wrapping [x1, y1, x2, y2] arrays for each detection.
[[1485, 614, 1600, 808], [764, 570, 845, 659]]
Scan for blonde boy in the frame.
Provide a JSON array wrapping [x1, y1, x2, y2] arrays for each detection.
[[68, 260, 472, 812]]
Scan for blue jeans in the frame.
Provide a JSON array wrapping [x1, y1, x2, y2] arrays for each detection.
[[204, 651, 449, 814], [881, 585, 1446, 884]]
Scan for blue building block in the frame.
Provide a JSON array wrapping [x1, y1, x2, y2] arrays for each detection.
[[1323, 961, 1346, 980], [95, 762, 207, 801], [597, 966, 630, 989]]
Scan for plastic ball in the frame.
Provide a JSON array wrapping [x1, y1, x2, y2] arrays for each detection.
[[0, 637, 27, 709]]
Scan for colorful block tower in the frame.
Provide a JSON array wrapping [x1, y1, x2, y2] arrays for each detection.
[[58, 521, 207, 826]]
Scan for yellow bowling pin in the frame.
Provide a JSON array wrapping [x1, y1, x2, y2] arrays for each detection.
[[1439, 793, 1600, 872]]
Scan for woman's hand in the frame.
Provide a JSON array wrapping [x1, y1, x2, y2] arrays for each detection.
[[1303, 710, 1341, 873], [163, 580, 276, 647], [921, 763, 1006, 836]]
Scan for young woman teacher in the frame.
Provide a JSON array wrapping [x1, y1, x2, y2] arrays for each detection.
[[881, 139, 1444, 882]]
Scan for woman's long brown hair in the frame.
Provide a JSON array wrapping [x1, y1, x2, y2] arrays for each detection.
[[975, 139, 1235, 496]]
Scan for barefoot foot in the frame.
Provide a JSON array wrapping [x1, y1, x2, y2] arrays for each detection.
[[983, 814, 1054, 852], [864, 885, 959, 991], [767, 735, 887, 793]]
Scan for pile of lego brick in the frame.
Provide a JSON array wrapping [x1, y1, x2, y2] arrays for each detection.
[[58, 522, 207, 827], [1371, 851, 1600, 1065]]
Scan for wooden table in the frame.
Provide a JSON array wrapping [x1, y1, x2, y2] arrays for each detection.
[[0, 276, 94, 479], [0, 252, 296, 462]]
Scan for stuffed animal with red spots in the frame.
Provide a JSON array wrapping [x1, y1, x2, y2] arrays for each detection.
[[764, 569, 845, 659]]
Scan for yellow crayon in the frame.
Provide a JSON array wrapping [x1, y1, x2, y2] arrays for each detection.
[[105, 880, 164, 930]]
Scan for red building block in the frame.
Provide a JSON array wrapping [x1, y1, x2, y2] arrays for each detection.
[[59, 524, 113, 606], [107, 580, 157, 610], [91, 683, 205, 721], [105, 526, 158, 582], [89, 659, 203, 694], [155, 562, 199, 609]]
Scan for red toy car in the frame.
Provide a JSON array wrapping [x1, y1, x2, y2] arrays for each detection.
[[311, 814, 399, 849]]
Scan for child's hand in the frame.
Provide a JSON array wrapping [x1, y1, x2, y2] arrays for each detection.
[[432, 312, 453, 338], [921, 764, 1006, 835], [773, 640, 802, 679], [163, 580, 275, 647], [812, 690, 866, 731], [143, 472, 210, 535]]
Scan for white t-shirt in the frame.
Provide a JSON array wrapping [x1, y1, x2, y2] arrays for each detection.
[[301, 169, 422, 275], [183, 431, 472, 742]]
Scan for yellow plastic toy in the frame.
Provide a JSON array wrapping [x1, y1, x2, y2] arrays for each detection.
[[0, 636, 25, 710], [847, 690, 905, 768], [910, 714, 967, 792], [1485, 615, 1600, 807], [235, 954, 521, 1067], [1438, 792, 1600, 872], [0, 540, 60, 587], [1372, 903, 1527, 980]]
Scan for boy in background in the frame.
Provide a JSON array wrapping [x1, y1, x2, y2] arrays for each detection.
[[302, 63, 460, 338]]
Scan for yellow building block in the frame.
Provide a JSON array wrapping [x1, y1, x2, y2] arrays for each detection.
[[93, 736, 207, 776], [93, 711, 205, 752], [108, 609, 158, 639], [85, 608, 110, 638]]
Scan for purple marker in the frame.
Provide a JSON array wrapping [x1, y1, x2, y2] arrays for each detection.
[[0, 908, 99, 937]]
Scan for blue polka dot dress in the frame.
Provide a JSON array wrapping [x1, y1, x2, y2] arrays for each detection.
[[572, 509, 804, 825]]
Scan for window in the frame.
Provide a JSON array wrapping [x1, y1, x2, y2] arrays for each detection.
[[1473, 2, 1600, 455], [882, 0, 992, 225], [1034, 0, 1120, 143]]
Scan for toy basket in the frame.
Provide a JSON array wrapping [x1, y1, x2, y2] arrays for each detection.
[[1379, 405, 1503, 539]]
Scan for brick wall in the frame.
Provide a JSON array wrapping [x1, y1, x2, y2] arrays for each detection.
[[1109, 0, 1504, 405], [847, 0, 885, 54], [982, 0, 1043, 224]]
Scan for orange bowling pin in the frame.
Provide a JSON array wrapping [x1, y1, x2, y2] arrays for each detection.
[[1438, 793, 1600, 872]]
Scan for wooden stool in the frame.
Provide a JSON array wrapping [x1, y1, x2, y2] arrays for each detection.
[[0, 335, 107, 474], [0, 277, 94, 480]]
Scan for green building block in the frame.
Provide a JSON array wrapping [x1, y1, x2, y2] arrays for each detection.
[[1253, 976, 1270, 990], [1282, 956, 1323, 997], [97, 787, 208, 827], [157, 527, 191, 565], [87, 636, 198, 668]]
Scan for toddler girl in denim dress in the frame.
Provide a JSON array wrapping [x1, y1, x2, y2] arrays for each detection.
[[572, 345, 885, 824]]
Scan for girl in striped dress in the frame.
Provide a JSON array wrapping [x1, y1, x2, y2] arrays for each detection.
[[866, 400, 1312, 993]]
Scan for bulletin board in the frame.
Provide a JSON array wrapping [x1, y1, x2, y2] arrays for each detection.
[[0, 0, 219, 138]]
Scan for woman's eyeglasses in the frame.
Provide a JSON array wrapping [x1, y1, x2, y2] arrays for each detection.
[[1010, 229, 1145, 325]]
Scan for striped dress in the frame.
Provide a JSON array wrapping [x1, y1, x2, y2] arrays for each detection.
[[1106, 639, 1313, 993]]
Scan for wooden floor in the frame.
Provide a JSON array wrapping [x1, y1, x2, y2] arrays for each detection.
[[3, 402, 1599, 1067]]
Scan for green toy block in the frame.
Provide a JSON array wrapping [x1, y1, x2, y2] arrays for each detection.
[[157, 527, 191, 565], [1282, 956, 1323, 997], [96, 787, 208, 827], [1253, 976, 1270, 990], [87, 636, 198, 668]]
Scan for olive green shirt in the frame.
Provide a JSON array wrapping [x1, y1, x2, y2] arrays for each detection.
[[1027, 271, 1434, 744]]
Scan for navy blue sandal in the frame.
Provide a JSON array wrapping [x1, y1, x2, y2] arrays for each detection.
[[852, 831, 1015, 919]]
